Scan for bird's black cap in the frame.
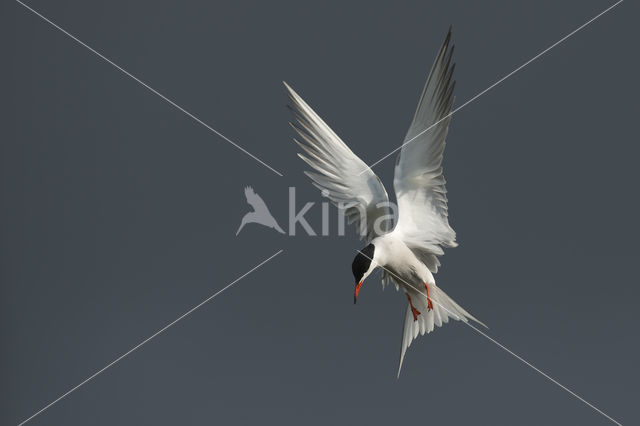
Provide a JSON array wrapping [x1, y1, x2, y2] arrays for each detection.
[[352, 243, 375, 284]]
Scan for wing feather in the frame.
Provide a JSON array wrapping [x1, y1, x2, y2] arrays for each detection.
[[285, 82, 391, 240], [393, 27, 458, 271]]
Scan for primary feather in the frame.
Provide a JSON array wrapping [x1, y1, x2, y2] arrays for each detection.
[[392, 27, 457, 274], [285, 82, 392, 241]]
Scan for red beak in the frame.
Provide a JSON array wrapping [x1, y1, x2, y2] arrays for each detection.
[[354, 280, 363, 304]]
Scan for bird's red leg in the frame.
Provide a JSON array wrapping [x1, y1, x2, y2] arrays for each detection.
[[406, 294, 421, 321], [424, 283, 434, 311]]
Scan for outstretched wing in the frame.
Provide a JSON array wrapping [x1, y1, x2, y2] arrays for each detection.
[[392, 28, 457, 272], [285, 82, 391, 241], [244, 186, 269, 212]]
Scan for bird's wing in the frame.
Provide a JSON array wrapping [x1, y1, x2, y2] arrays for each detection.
[[285, 82, 391, 241], [392, 28, 457, 271], [244, 186, 270, 213]]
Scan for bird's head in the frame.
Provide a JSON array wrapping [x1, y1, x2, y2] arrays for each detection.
[[352, 243, 376, 304]]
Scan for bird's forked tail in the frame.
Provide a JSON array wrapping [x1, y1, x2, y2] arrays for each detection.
[[398, 284, 486, 377]]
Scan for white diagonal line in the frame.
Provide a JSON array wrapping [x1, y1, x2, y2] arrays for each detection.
[[15, 0, 284, 177], [360, 0, 623, 175], [17, 249, 284, 426], [463, 321, 623, 426], [355, 250, 624, 426]]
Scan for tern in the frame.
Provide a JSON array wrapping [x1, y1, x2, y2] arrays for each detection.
[[285, 28, 485, 376]]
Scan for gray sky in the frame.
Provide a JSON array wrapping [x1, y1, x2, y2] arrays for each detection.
[[3, 0, 638, 425]]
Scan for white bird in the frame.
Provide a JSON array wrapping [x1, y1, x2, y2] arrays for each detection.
[[285, 28, 485, 376]]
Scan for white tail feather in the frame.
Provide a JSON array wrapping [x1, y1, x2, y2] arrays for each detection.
[[397, 285, 486, 377]]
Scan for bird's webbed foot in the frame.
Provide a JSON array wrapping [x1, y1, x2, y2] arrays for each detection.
[[406, 294, 421, 321]]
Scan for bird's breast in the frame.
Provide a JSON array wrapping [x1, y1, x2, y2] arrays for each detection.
[[375, 235, 433, 286]]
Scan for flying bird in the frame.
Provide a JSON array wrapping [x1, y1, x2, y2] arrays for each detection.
[[236, 186, 285, 236], [285, 28, 485, 376]]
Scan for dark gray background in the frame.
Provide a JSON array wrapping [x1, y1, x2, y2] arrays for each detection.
[[3, 0, 638, 424]]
